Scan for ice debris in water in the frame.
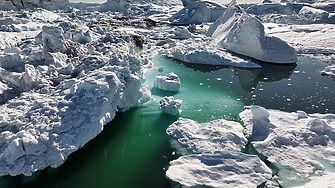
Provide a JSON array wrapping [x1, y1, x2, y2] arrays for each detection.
[[154, 72, 181, 91], [160, 96, 182, 115], [207, 0, 298, 63], [240, 105, 335, 187]]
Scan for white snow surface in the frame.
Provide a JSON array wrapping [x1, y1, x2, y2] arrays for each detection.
[[166, 151, 272, 188], [159, 96, 182, 115], [166, 117, 248, 153], [207, 1, 298, 63], [264, 23, 335, 54], [240, 106, 335, 187], [154, 72, 181, 91]]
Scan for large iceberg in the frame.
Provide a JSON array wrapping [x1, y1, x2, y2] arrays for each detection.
[[207, 0, 298, 64], [240, 106, 335, 186]]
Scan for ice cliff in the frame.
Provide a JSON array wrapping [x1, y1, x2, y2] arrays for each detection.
[[207, 0, 298, 64]]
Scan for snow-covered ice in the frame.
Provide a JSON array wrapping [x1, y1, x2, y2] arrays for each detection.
[[240, 106, 335, 187], [166, 117, 247, 153], [207, 0, 298, 63], [159, 96, 182, 115], [165, 117, 271, 187], [154, 72, 181, 91], [169, 0, 227, 24], [166, 151, 272, 188]]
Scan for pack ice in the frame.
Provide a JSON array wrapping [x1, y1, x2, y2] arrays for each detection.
[[207, 0, 298, 64], [166, 118, 272, 187]]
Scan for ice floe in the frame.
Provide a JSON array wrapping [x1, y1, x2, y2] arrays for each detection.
[[240, 106, 335, 187], [166, 118, 247, 153], [166, 151, 272, 188]]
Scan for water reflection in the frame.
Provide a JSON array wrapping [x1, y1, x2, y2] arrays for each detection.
[[234, 63, 296, 92], [172, 57, 297, 93]]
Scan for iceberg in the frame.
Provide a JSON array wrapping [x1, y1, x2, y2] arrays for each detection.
[[160, 96, 182, 115], [154, 72, 181, 91], [207, 0, 298, 64], [240, 105, 335, 187], [166, 151, 272, 188]]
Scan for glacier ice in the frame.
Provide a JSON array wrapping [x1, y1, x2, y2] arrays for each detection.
[[207, 0, 298, 64], [160, 96, 182, 115], [154, 72, 181, 91]]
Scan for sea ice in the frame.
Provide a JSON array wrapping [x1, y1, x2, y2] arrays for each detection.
[[240, 105, 335, 187], [160, 96, 182, 115], [154, 72, 181, 91], [166, 151, 272, 188], [207, 0, 298, 63], [166, 117, 248, 153]]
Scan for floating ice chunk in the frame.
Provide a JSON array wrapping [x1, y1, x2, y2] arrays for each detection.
[[169, 0, 227, 24], [166, 117, 248, 152], [160, 96, 182, 115], [321, 64, 335, 79], [240, 106, 335, 187], [154, 72, 181, 91], [207, 0, 298, 64], [166, 151, 272, 188]]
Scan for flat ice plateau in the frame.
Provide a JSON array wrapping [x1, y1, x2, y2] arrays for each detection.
[[0, 0, 335, 187]]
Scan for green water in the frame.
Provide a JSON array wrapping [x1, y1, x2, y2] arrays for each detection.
[[1, 55, 334, 188]]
